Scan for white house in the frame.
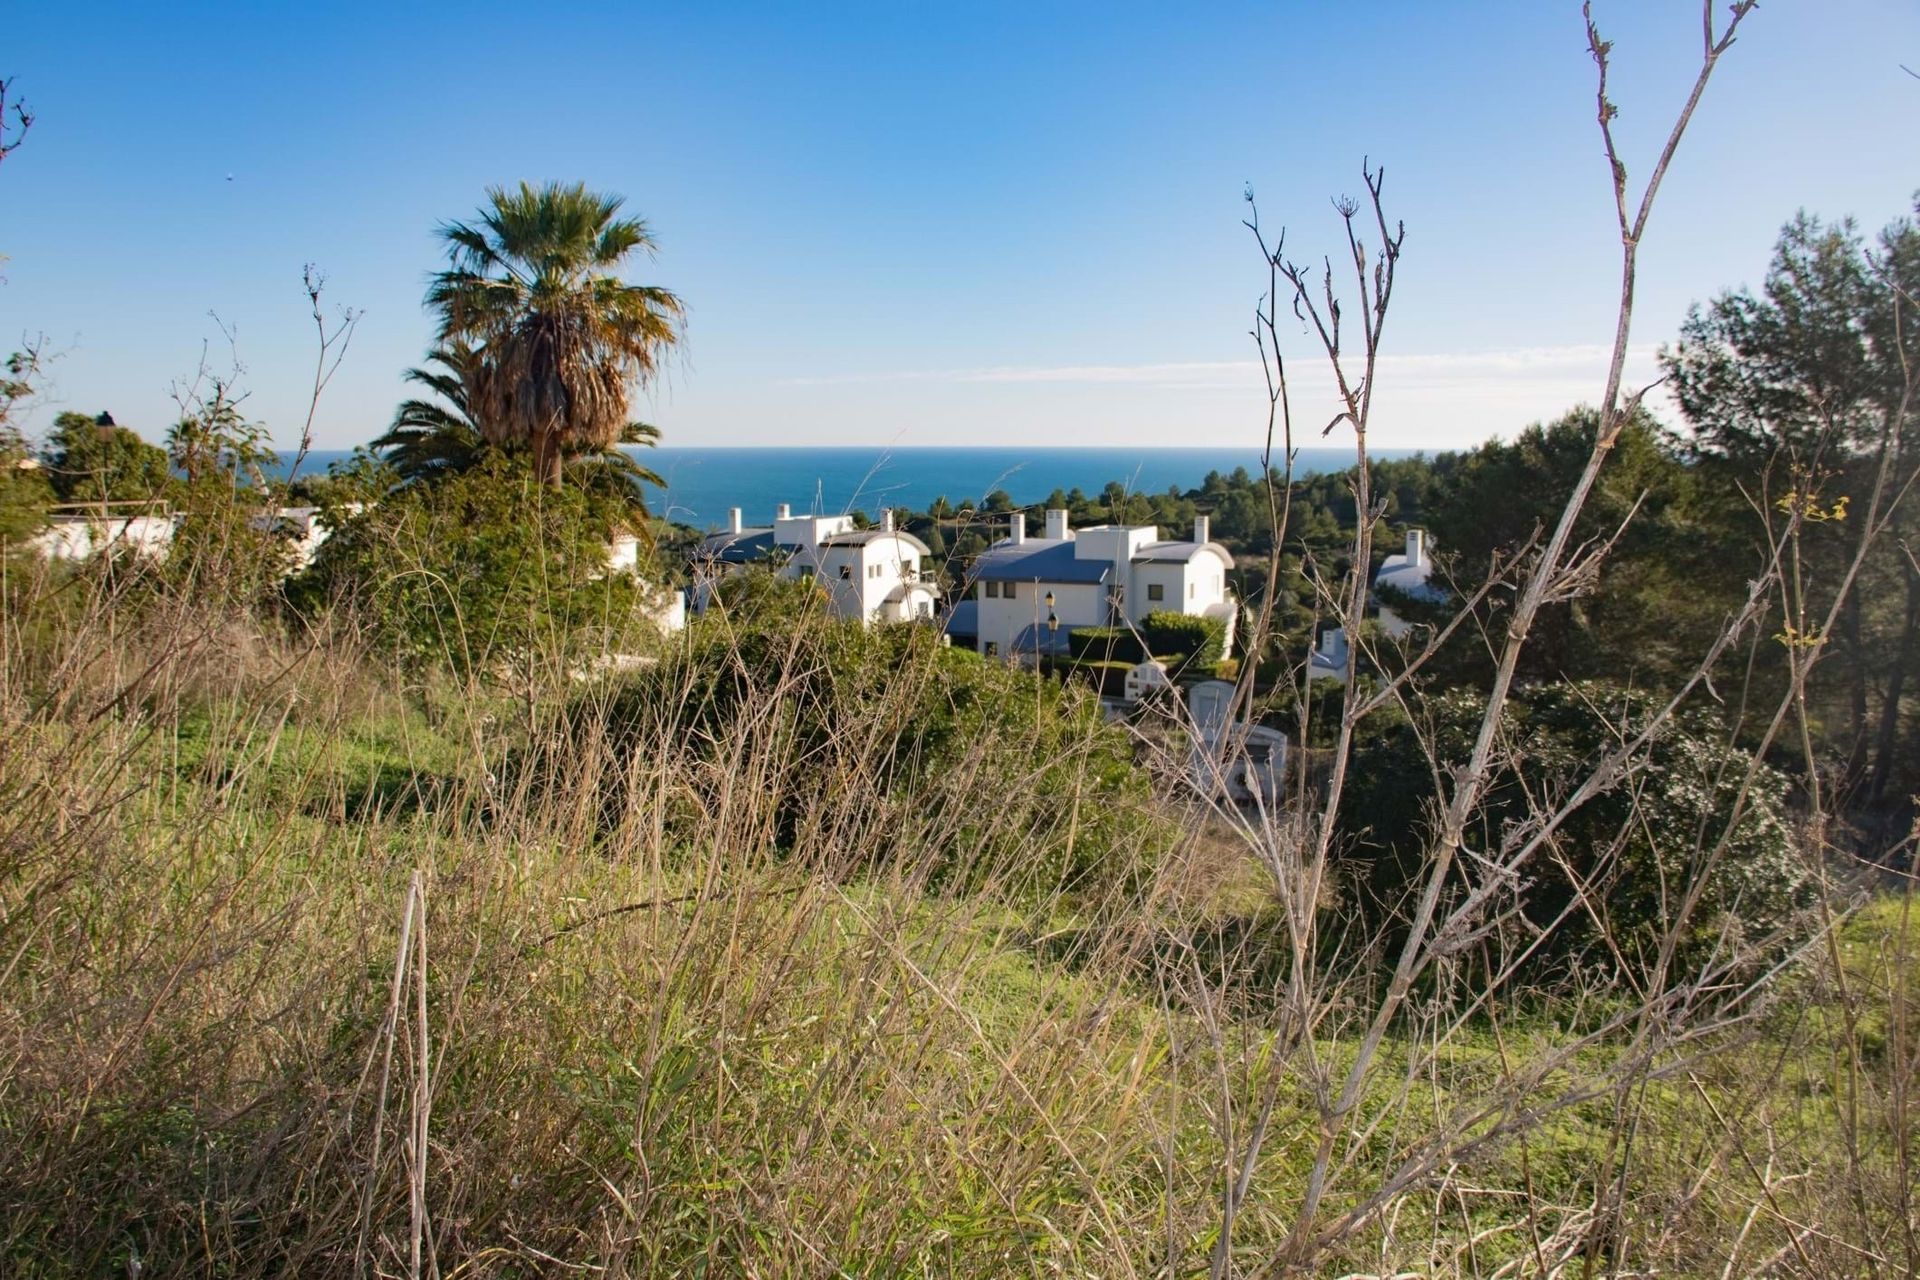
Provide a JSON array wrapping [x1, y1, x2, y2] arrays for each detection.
[[1373, 528, 1444, 637], [28, 503, 177, 562], [1123, 658, 1174, 705], [1306, 625, 1350, 684], [692, 503, 939, 625], [247, 505, 339, 573], [955, 509, 1235, 663]]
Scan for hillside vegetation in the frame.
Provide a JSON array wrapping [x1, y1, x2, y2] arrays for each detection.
[[0, 527, 1913, 1277]]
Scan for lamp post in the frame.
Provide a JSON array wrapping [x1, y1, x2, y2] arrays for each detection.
[[1044, 590, 1059, 673]]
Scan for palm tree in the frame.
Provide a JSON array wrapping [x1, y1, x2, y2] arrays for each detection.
[[374, 341, 668, 525], [427, 181, 684, 486], [371, 342, 489, 486], [568, 419, 667, 507]]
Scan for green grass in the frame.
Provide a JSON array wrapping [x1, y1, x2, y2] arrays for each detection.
[[2, 598, 1914, 1278]]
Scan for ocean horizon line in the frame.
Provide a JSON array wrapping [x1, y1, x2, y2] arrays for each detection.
[[268, 443, 1422, 528]]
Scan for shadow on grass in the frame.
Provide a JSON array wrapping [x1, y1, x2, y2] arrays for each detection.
[[1024, 910, 1346, 1022], [305, 761, 463, 824]]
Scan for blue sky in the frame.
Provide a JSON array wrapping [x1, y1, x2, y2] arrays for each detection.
[[3, 2, 1917, 452]]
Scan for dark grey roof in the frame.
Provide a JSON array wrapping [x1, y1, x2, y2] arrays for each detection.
[[819, 529, 933, 555], [696, 528, 777, 563], [972, 539, 1112, 584], [1132, 540, 1235, 566], [941, 599, 979, 638]]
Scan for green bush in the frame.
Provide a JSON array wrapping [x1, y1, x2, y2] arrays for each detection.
[[0, 426, 52, 549], [556, 617, 1170, 899], [1339, 681, 1814, 982], [287, 453, 645, 676], [1056, 657, 1133, 698], [1066, 626, 1144, 664], [1140, 610, 1227, 666]]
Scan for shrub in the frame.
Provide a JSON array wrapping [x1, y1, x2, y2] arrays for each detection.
[[0, 426, 51, 548], [1056, 656, 1133, 698], [553, 615, 1171, 898], [287, 453, 646, 677], [1066, 612, 1228, 671], [1066, 625, 1144, 664], [1140, 610, 1227, 666], [1339, 681, 1814, 982]]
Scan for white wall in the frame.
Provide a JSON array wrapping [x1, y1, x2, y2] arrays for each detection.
[[29, 515, 177, 562], [973, 579, 1106, 658]]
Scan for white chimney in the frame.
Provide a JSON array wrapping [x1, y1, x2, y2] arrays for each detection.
[[1008, 511, 1025, 545], [1193, 514, 1211, 545], [1406, 528, 1426, 565], [727, 507, 742, 534], [1045, 508, 1069, 540], [776, 503, 792, 521], [881, 509, 895, 532]]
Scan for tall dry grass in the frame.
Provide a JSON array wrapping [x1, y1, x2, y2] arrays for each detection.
[[0, 530, 1913, 1278]]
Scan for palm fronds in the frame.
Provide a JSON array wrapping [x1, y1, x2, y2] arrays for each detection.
[[370, 342, 488, 486], [427, 182, 685, 483]]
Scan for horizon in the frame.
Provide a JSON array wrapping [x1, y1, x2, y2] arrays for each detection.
[[5, 4, 1918, 454]]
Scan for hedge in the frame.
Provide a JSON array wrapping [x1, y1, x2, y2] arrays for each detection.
[[1140, 611, 1228, 666], [1067, 626, 1145, 664], [1057, 657, 1134, 698], [1066, 611, 1228, 670]]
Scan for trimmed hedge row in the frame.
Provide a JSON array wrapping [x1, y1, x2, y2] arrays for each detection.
[[1066, 610, 1228, 669], [1068, 627, 1145, 664]]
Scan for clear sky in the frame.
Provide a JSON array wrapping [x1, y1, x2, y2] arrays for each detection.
[[3, 2, 1917, 453]]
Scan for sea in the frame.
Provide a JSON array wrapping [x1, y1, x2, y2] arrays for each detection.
[[278, 446, 1413, 530]]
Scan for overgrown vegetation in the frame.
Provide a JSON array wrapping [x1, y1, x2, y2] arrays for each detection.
[[2, 8, 1917, 1277]]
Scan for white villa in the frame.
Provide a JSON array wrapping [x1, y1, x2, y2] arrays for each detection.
[[1306, 625, 1351, 684], [692, 503, 940, 625], [28, 503, 178, 561], [1373, 528, 1444, 637], [248, 505, 343, 573], [944, 510, 1237, 663], [1306, 528, 1445, 683]]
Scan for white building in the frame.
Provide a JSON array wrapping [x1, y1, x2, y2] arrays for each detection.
[[693, 503, 940, 625], [1306, 625, 1350, 684], [1373, 528, 1444, 637], [951, 509, 1235, 663], [248, 506, 340, 573], [28, 504, 178, 562], [1183, 679, 1288, 806]]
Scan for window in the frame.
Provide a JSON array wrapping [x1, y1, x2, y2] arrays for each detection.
[[1146, 583, 1164, 602], [1005, 582, 1018, 600], [984, 641, 999, 658], [1189, 582, 1196, 599], [983, 581, 998, 599], [839, 565, 851, 580], [869, 563, 882, 579]]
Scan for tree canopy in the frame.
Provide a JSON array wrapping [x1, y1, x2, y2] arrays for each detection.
[[427, 182, 684, 486]]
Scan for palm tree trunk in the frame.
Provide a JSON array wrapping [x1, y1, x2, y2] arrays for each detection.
[[534, 430, 563, 487]]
